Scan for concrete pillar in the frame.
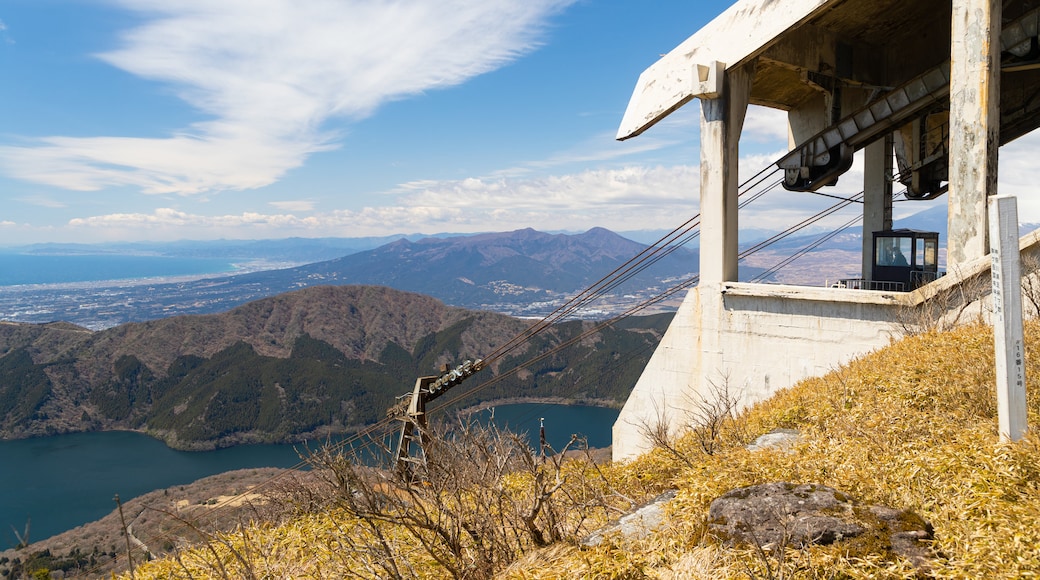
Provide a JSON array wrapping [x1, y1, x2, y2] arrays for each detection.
[[948, 0, 1001, 268], [699, 64, 753, 284], [862, 136, 894, 280]]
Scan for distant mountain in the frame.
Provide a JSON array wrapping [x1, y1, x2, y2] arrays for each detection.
[[251, 227, 699, 308], [0, 285, 672, 450], [0, 228, 702, 328]]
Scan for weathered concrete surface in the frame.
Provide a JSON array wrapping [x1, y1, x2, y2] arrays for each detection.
[[699, 64, 754, 285], [612, 282, 902, 460], [617, 0, 836, 140], [948, 0, 1002, 268], [614, 227, 1040, 461], [862, 136, 893, 280]]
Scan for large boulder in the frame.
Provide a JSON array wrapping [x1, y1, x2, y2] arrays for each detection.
[[708, 482, 934, 573], [709, 482, 862, 548]]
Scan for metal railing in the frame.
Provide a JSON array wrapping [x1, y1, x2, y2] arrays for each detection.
[[831, 271, 945, 292]]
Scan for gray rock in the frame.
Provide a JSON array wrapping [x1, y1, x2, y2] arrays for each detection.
[[709, 482, 862, 549], [745, 428, 800, 452], [583, 489, 676, 546], [863, 504, 936, 573], [708, 482, 935, 574]]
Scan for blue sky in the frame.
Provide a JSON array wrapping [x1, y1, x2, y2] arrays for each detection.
[[0, 1, 1036, 245]]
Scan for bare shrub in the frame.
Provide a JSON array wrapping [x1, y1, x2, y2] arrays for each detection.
[[687, 374, 746, 456], [898, 270, 988, 336], [289, 417, 627, 579], [635, 374, 746, 464], [1020, 251, 1040, 317], [635, 394, 695, 468]]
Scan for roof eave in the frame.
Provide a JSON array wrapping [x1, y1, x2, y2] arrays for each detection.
[[616, 0, 840, 141]]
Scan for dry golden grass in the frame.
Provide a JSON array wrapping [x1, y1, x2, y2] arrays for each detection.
[[121, 321, 1040, 579]]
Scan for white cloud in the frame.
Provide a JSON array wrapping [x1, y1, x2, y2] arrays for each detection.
[[64, 148, 869, 240], [999, 130, 1040, 222], [742, 106, 789, 145], [269, 200, 315, 212], [0, 0, 573, 195]]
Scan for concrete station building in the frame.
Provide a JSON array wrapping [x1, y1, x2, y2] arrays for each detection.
[[612, 0, 1040, 460]]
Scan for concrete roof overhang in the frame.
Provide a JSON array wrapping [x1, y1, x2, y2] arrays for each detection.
[[618, 0, 1040, 144]]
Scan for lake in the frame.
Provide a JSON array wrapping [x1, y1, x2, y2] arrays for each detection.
[[0, 404, 617, 547]]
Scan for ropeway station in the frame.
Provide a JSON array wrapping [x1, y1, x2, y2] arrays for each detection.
[[612, 0, 1040, 460]]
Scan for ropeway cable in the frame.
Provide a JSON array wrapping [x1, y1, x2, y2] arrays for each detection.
[[93, 160, 876, 577], [479, 166, 784, 367]]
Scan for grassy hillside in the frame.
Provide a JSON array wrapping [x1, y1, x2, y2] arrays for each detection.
[[111, 320, 1040, 579]]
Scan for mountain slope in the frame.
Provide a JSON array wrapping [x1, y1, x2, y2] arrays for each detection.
[[214, 227, 700, 309], [0, 285, 672, 449], [0, 227, 700, 328]]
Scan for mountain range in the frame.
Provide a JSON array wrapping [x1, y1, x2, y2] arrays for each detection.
[[0, 285, 672, 450], [0, 227, 703, 329]]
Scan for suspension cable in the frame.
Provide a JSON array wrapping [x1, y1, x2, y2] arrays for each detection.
[[93, 160, 884, 577]]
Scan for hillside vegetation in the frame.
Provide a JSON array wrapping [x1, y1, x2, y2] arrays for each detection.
[[0, 285, 671, 449], [111, 320, 1040, 579]]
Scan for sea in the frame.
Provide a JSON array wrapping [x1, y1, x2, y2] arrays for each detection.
[[0, 254, 237, 287], [0, 404, 618, 547]]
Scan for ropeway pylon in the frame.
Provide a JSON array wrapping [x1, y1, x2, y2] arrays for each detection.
[[392, 358, 484, 477]]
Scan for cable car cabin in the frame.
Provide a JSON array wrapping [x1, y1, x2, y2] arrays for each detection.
[[871, 229, 940, 291]]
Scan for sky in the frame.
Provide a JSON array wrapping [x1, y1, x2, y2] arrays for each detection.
[[0, 0, 1038, 246]]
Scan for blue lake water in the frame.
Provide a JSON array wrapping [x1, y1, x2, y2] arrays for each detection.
[[0, 254, 236, 286], [0, 404, 617, 547]]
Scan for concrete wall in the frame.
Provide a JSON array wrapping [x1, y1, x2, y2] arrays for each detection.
[[613, 227, 1040, 461], [612, 283, 902, 460]]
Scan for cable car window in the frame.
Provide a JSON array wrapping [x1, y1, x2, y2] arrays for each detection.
[[924, 239, 937, 267], [877, 237, 911, 266]]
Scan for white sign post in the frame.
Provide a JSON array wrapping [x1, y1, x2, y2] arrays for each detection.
[[989, 194, 1028, 442]]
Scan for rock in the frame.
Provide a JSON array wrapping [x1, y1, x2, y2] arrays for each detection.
[[708, 482, 935, 574], [583, 490, 677, 546], [855, 505, 936, 574], [745, 428, 800, 452], [709, 482, 862, 549]]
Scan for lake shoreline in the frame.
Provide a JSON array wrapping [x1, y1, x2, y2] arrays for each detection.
[[1, 403, 619, 548], [0, 397, 624, 452], [455, 396, 623, 417]]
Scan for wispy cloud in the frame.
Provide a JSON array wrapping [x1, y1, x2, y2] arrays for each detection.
[[269, 200, 315, 212], [16, 196, 67, 209], [65, 144, 871, 240], [0, 0, 574, 195]]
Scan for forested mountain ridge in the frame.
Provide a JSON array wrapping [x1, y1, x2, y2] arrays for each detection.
[[0, 285, 672, 449]]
